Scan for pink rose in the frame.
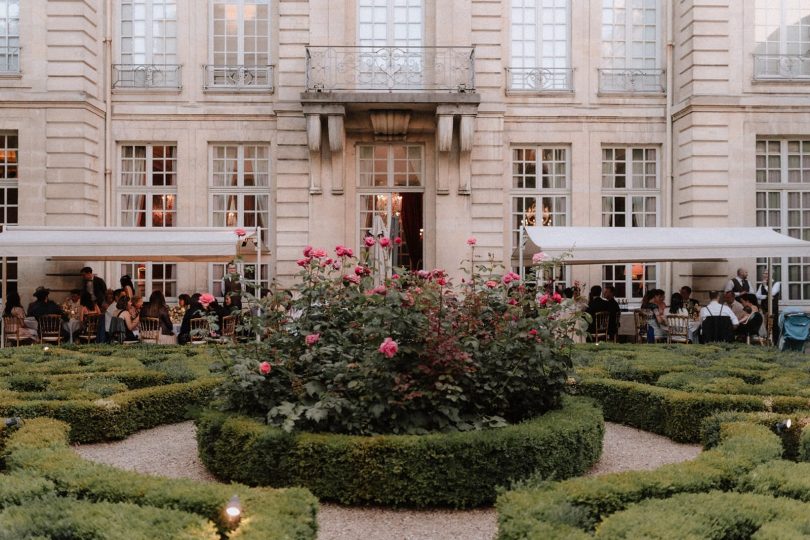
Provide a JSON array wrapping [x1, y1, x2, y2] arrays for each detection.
[[259, 361, 271, 375], [378, 337, 399, 358], [508, 298, 518, 305], [344, 274, 360, 284], [416, 270, 430, 279], [234, 228, 247, 237], [303, 246, 313, 257], [502, 272, 521, 285], [436, 278, 447, 286], [297, 258, 310, 267], [394, 237, 402, 245], [372, 285, 387, 295], [335, 245, 347, 257], [364, 236, 376, 247], [325, 258, 334, 265], [391, 274, 400, 280], [485, 280, 498, 289], [538, 293, 550, 305], [306, 333, 320, 346], [528, 329, 538, 337], [312, 248, 327, 259], [532, 252, 547, 264], [467, 237, 477, 246], [345, 247, 354, 257], [379, 237, 391, 247], [332, 261, 342, 270], [552, 292, 563, 303], [354, 265, 365, 275]]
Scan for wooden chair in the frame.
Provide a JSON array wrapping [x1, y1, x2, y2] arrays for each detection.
[[139, 316, 161, 344], [593, 311, 610, 343], [78, 313, 101, 344], [666, 314, 690, 344], [189, 318, 209, 345], [3, 316, 33, 347], [39, 314, 63, 346], [633, 309, 650, 344], [220, 315, 237, 344]]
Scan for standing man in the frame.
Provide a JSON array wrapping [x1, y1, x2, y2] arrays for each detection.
[[755, 270, 781, 343], [724, 268, 750, 299], [220, 262, 243, 309], [81, 267, 107, 308], [601, 285, 622, 340]]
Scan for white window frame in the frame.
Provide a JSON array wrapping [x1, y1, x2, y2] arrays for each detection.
[[509, 0, 571, 91], [0, 130, 17, 297], [208, 0, 271, 67], [118, 144, 178, 228], [602, 263, 658, 302], [210, 261, 271, 300], [209, 144, 271, 249], [601, 147, 660, 228], [120, 0, 178, 65], [601, 0, 659, 70], [119, 262, 178, 301], [0, 0, 20, 73], [756, 139, 810, 303], [358, 0, 423, 48], [754, 1, 810, 79]]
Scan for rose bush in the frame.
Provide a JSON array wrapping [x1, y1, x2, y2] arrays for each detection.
[[216, 243, 586, 435]]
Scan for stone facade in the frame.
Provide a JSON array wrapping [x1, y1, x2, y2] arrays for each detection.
[[1, 0, 809, 306]]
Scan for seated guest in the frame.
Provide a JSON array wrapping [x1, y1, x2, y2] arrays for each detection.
[[736, 293, 763, 340], [131, 296, 145, 329], [586, 285, 606, 334], [104, 289, 125, 333], [679, 286, 699, 312], [27, 287, 64, 319], [78, 291, 101, 323], [178, 293, 208, 345], [177, 293, 192, 310], [144, 290, 174, 335], [110, 295, 139, 342], [723, 290, 745, 320], [62, 289, 82, 320], [699, 291, 739, 343], [668, 292, 688, 316], [3, 291, 38, 342], [642, 289, 668, 341], [601, 285, 622, 339], [101, 288, 115, 312]]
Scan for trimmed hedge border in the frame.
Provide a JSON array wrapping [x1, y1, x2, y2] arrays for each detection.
[[2, 418, 318, 540], [196, 397, 605, 508], [700, 409, 810, 460], [496, 422, 783, 539]]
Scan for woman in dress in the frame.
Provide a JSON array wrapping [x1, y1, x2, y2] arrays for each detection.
[[144, 290, 174, 335], [120, 275, 137, 300], [2, 291, 37, 342], [642, 289, 668, 340], [736, 293, 763, 341], [668, 292, 688, 316], [112, 295, 139, 342]]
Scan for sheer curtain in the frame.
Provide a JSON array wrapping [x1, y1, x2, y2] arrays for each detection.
[[122, 146, 147, 226]]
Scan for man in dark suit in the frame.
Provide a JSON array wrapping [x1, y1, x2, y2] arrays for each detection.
[[81, 266, 107, 308], [602, 285, 622, 339], [27, 287, 64, 319]]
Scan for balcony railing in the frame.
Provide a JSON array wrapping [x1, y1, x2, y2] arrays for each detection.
[[306, 46, 475, 92], [203, 65, 274, 91], [598, 68, 665, 94], [506, 67, 573, 93], [0, 46, 20, 74], [112, 64, 182, 89], [754, 54, 810, 80]]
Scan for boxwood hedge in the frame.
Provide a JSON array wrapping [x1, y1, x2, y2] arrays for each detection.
[[196, 396, 605, 508], [2, 417, 318, 540]]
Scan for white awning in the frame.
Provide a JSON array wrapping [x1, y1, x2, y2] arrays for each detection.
[[0, 226, 256, 262], [520, 227, 810, 264]]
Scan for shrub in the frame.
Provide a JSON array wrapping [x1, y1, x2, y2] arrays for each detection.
[[801, 427, 810, 462], [701, 410, 808, 459], [594, 492, 810, 539], [496, 422, 782, 539], [3, 418, 318, 540], [216, 246, 586, 435], [197, 397, 604, 508]]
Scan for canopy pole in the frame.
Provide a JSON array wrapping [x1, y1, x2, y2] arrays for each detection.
[[518, 224, 525, 281], [256, 226, 261, 344], [767, 258, 773, 343], [1, 256, 5, 349]]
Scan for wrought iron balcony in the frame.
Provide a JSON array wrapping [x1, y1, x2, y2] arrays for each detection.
[[112, 64, 182, 89], [754, 54, 810, 80], [203, 65, 274, 91], [598, 68, 665, 94], [506, 67, 573, 93], [306, 46, 475, 92], [0, 46, 20, 74]]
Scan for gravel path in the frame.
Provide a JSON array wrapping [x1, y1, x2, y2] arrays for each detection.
[[73, 421, 702, 540]]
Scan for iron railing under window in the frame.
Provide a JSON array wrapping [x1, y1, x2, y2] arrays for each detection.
[[203, 65, 274, 91], [0, 46, 20, 74], [598, 68, 665, 93], [112, 64, 182, 89], [754, 54, 810, 80], [506, 67, 573, 92], [306, 46, 475, 92]]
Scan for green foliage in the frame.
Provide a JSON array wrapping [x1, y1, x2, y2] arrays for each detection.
[[801, 427, 810, 462], [594, 492, 810, 539], [3, 417, 318, 540], [497, 422, 782, 539], [196, 397, 604, 508], [217, 247, 586, 435], [701, 410, 808, 459]]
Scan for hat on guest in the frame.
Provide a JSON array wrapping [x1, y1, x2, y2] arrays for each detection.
[[199, 293, 215, 307], [33, 286, 50, 300]]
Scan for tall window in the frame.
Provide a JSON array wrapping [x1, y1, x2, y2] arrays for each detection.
[[207, 1, 272, 88], [601, 147, 659, 300], [0, 0, 19, 73], [211, 262, 270, 298], [0, 131, 17, 296], [509, 0, 571, 91], [600, 0, 661, 92], [210, 144, 270, 249], [119, 144, 177, 228], [756, 139, 810, 301], [358, 144, 424, 271], [754, 0, 810, 79], [120, 263, 177, 300], [118, 0, 179, 87], [358, 0, 422, 48]]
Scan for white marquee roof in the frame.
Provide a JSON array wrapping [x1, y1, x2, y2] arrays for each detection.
[[0, 227, 254, 262], [521, 227, 810, 264]]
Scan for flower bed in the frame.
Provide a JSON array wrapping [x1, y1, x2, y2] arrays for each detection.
[[1, 418, 317, 539], [0, 345, 221, 442], [196, 397, 604, 508]]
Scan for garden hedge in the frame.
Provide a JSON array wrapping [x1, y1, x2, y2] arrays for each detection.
[[2, 418, 318, 540], [497, 422, 783, 539], [196, 396, 605, 508], [700, 409, 809, 460]]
